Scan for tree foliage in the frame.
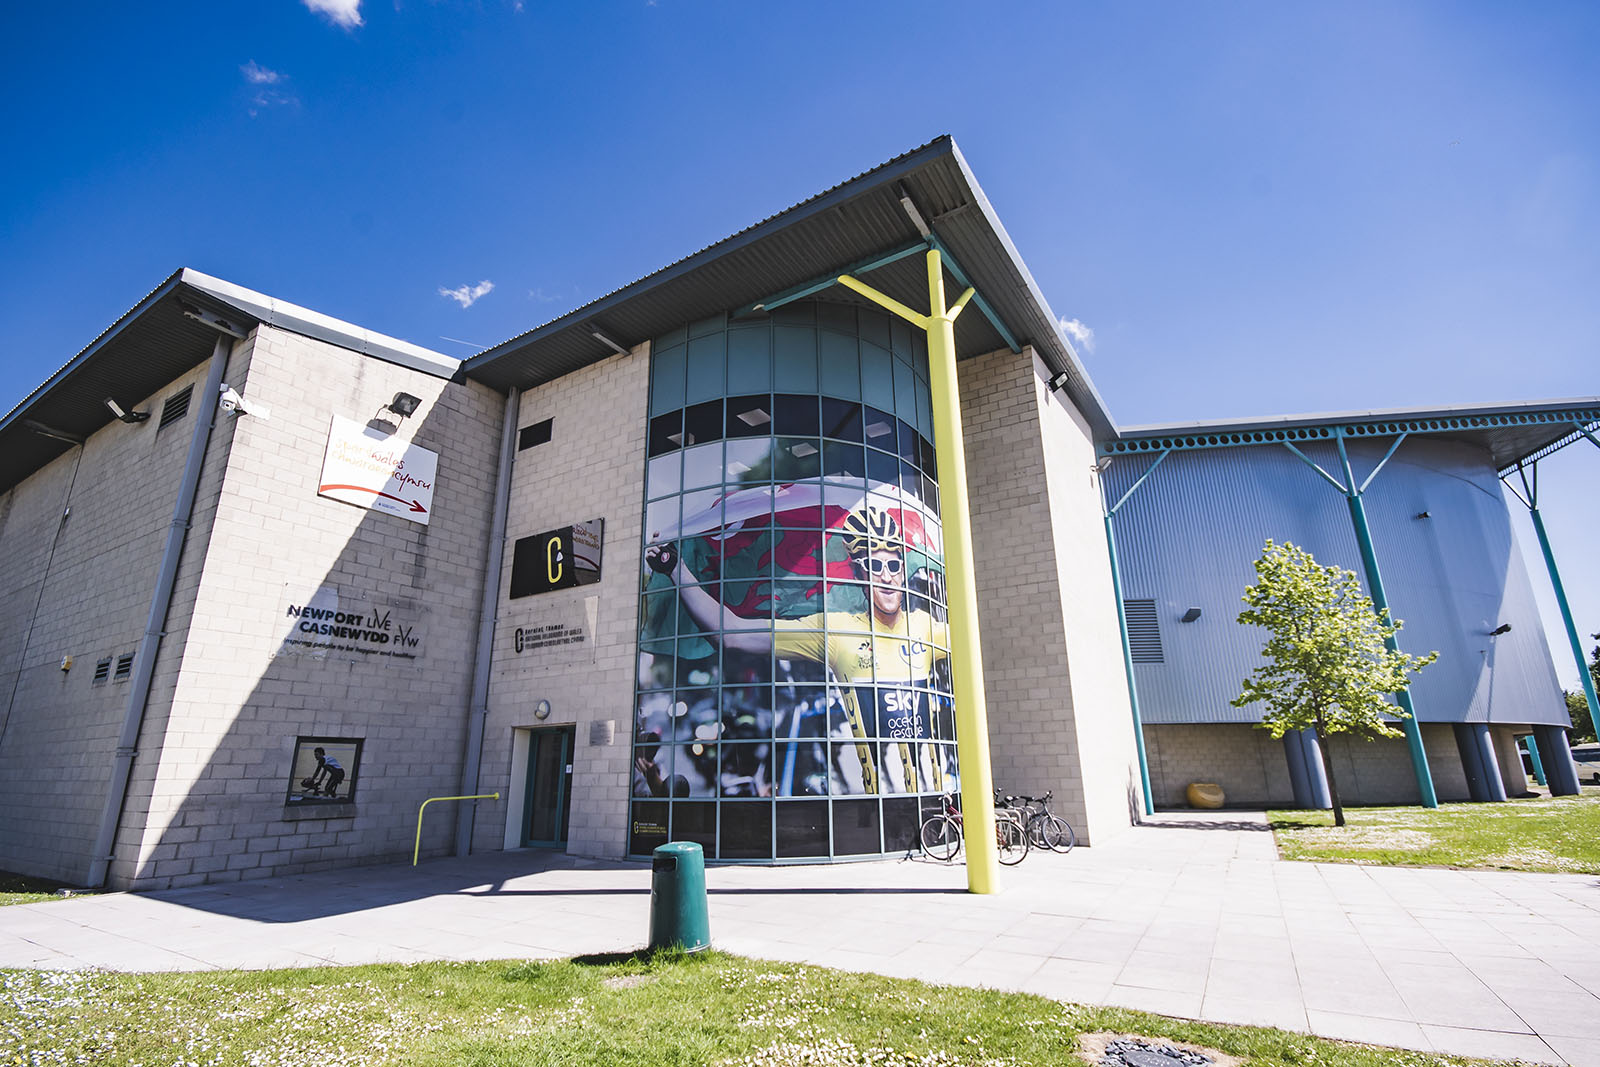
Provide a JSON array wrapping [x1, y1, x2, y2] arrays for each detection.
[[1568, 642, 1600, 743], [1232, 540, 1437, 825]]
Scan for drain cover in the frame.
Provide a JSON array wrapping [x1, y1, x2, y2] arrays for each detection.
[[1100, 1038, 1214, 1067]]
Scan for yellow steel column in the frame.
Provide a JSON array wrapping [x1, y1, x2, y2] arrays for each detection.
[[836, 249, 1000, 893], [921, 248, 1000, 894]]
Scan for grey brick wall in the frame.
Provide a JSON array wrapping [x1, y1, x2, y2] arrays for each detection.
[[481, 344, 649, 860]]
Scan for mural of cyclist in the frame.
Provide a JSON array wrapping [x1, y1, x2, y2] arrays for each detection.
[[645, 505, 948, 794]]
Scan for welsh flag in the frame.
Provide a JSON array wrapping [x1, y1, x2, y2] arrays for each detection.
[[641, 483, 943, 644]]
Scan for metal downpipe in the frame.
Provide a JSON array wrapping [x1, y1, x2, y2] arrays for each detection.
[[87, 334, 233, 888], [455, 387, 520, 857]]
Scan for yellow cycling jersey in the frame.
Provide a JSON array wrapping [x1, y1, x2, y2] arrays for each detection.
[[773, 609, 949, 794]]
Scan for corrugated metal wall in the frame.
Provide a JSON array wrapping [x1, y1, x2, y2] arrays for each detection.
[[1105, 436, 1566, 728]]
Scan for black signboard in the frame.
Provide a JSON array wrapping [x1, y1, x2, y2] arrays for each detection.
[[510, 518, 604, 599]]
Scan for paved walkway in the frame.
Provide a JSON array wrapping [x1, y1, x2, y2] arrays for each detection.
[[5, 811, 1600, 1065]]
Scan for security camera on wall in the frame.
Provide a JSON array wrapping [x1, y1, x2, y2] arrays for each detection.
[[218, 384, 270, 420]]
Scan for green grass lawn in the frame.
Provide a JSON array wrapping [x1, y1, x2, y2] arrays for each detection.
[[1, 951, 1516, 1067], [1269, 791, 1600, 872]]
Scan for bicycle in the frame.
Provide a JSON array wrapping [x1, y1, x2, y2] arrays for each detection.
[[919, 793, 1029, 865], [998, 790, 1076, 853]]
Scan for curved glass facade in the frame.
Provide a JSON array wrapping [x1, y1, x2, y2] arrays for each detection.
[[630, 302, 960, 860]]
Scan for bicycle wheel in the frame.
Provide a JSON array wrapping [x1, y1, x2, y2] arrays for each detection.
[[920, 815, 962, 862], [1031, 813, 1076, 854], [996, 816, 1029, 865]]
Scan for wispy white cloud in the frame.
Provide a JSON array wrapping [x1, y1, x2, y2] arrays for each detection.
[[1058, 316, 1095, 353], [241, 62, 297, 116], [240, 61, 282, 85], [304, 0, 363, 29], [440, 280, 495, 308]]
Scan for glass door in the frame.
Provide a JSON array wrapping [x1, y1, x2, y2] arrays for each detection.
[[522, 726, 574, 848]]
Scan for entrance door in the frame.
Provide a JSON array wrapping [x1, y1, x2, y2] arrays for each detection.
[[522, 726, 575, 848]]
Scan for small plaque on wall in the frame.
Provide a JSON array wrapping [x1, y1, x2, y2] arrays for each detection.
[[589, 720, 615, 747]]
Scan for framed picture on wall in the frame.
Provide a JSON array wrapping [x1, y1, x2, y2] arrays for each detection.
[[286, 737, 362, 805]]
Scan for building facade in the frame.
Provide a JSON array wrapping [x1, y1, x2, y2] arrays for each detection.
[[0, 137, 1592, 890]]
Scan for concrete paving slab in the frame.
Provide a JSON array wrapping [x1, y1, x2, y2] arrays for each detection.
[[8, 810, 1600, 1063]]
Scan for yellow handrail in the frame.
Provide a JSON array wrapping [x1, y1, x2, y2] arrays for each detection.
[[413, 793, 499, 865]]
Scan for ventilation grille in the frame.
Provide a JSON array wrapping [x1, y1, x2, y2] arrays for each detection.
[[158, 386, 193, 430], [1124, 599, 1163, 663], [114, 653, 134, 681], [519, 418, 553, 451], [93, 658, 112, 684]]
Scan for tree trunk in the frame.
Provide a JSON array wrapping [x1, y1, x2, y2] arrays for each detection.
[[1315, 719, 1345, 827]]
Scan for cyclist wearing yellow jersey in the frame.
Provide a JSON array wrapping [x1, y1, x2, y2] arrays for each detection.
[[645, 506, 947, 794]]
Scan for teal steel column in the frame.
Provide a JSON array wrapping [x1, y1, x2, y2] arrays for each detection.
[[1337, 436, 1438, 808], [1104, 512, 1154, 816], [1529, 506, 1600, 733], [1524, 736, 1547, 786]]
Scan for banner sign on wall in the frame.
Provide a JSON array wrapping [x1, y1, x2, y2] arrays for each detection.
[[506, 594, 599, 667], [509, 518, 604, 598], [318, 415, 438, 526], [276, 584, 426, 662]]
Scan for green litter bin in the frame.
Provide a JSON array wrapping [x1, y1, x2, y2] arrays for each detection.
[[649, 841, 710, 952]]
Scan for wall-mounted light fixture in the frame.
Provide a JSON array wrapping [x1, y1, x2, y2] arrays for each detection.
[[1181, 607, 1203, 623], [1048, 371, 1071, 392], [104, 397, 149, 424], [60, 655, 73, 673], [1489, 623, 1512, 636], [387, 392, 422, 418], [1415, 511, 1431, 519]]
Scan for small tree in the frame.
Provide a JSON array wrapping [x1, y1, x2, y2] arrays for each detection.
[[1232, 540, 1437, 826], [1568, 642, 1600, 743]]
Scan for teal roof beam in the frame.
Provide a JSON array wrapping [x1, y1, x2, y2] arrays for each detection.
[[1107, 448, 1171, 516], [740, 240, 929, 316], [1282, 441, 1348, 493], [927, 234, 1021, 353], [1358, 433, 1409, 494]]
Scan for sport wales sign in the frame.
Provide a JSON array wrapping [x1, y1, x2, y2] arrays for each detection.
[[318, 415, 438, 526]]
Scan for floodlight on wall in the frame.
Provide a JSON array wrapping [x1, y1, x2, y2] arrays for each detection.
[[104, 397, 149, 424], [386, 392, 422, 418], [1489, 623, 1513, 636], [1416, 511, 1431, 519], [1048, 371, 1071, 392], [1181, 607, 1203, 623]]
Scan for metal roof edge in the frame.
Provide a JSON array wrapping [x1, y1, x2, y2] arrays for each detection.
[[1115, 396, 1600, 438], [179, 270, 459, 380], [943, 141, 1119, 439], [463, 137, 960, 376], [0, 268, 188, 435]]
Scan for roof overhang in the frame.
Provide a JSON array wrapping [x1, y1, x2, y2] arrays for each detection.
[[1104, 396, 1600, 474], [462, 136, 1115, 438], [0, 269, 457, 496]]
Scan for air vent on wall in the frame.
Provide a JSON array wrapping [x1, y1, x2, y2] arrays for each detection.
[[114, 653, 134, 680], [519, 418, 553, 451], [93, 658, 111, 684], [158, 386, 193, 430], [1124, 599, 1164, 663]]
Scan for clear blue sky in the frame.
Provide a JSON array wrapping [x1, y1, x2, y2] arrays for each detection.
[[2, 2, 1595, 686]]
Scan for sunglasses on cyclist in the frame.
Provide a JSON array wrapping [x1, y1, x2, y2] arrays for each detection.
[[860, 557, 903, 576]]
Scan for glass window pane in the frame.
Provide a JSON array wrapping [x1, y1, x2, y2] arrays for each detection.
[[676, 655, 720, 689], [821, 398, 863, 442], [890, 317, 913, 360], [678, 488, 722, 536], [688, 314, 725, 338], [630, 801, 669, 855], [719, 801, 773, 858], [859, 307, 890, 349], [726, 395, 773, 439], [648, 411, 683, 458], [774, 327, 817, 392], [832, 798, 881, 855], [865, 448, 899, 491], [686, 334, 725, 404], [684, 400, 723, 448], [724, 438, 774, 486], [916, 378, 934, 442], [722, 685, 773, 739], [861, 344, 894, 410], [818, 331, 860, 401], [862, 406, 896, 449], [822, 441, 865, 485], [727, 327, 771, 394], [720, 742, 772, 797], [644, 497, 679, 543], [774, 741, 830, 796], [773, 438, 821, 481], [817, 302, 856, 335], [831, 741, 875, 795], [647, 451, 682, 499], [774, 685, 829, 739], [650, 346, 685, 417], [682, 441, 723, 491], [881, 796, 921, 853], [671, 801, 717, 854], [772, 394, 819, 438], [776, 800, 829, 858], [894, 359, 917, 424], [671, 743, 718, 797], [638, 642, 675, 694], [635, 691, 676, 742]]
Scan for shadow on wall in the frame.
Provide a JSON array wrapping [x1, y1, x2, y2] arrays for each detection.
[[115, 370, 507, 901]]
